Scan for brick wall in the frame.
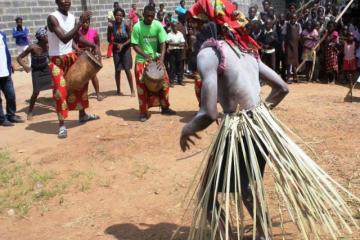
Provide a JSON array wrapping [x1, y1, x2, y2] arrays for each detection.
[[0, 0, 285, 57]]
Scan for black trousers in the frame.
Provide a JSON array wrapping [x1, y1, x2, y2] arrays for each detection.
[[168, 49, 184, 83], [0, 76, 16, 123], [262, 52, 276, 71]]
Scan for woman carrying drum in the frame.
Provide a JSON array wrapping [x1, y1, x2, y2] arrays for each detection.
[[17, 27, 53, 120], [107, 7, 135, 97], [76, 16, 104, 101]]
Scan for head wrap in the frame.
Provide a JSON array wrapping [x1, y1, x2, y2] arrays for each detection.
[[188, 0, 260, 56], [35, 27, 47, 40]]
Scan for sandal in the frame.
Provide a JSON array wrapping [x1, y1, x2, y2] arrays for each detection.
[[58, 126, 67, 139], [96, 94, 105, 101], [79, 114, 100, 123], [139, 112, 151, 122]]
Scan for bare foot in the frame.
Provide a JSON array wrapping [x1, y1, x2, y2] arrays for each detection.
[[116, 91, 125, 96], [130, 92, 136, 97]]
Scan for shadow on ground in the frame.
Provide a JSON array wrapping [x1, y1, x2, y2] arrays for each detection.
[[18, 97, 55, 116], [106, 108, 140, 122], [344, 93, 360, 103], [25, 120, 80, 135], [106, 108, 198, 123], [105, 223, 188, 240], [176, 110, 197, 123], [105, 220, 295, 240], [99, 90, 134, 98]]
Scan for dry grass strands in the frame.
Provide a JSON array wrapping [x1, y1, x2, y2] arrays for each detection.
[[187, 103, 360, 240]]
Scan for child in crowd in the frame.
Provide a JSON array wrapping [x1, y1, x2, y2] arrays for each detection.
[[250, 20, 263, 43], [325, 21, 340, 84], [343, 32, 357, 84], [158, 3, 166, 16], [283, 13, 301, 83], [166, 22, 186, 87], [77, 16, 103, 101], [186, 27, 197, 75], [275, 13, 286, 78], [13, 16, 31, 66], [157, 11, 166, 27], [302, 20, 319, 81], [128, 4, 139, 26], [259, 19, 278, 70]]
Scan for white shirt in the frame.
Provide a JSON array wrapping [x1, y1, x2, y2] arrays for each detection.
[[0, 34, 10, 78], [48, 10, 75, 56], [167, 31, 185, 50]]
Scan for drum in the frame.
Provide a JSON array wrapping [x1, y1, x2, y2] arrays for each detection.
[[65, 51, 103, 91], [143, 62, 165, 93]]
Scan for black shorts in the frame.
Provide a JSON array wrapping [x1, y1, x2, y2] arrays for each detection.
[[113, 47, 132, 71]]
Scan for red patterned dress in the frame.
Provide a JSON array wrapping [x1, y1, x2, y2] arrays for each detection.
[[48, 52, 89, 121]]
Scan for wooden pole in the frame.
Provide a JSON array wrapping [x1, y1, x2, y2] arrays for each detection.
[[296, 0, 315, 14], [296, 0, 355, 73], [335, 0, 354, 22]]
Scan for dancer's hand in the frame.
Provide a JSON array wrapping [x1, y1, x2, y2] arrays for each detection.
[[24, 66, 31, 73], [144, 54, 152, 62], [180, 127, 201, 152]]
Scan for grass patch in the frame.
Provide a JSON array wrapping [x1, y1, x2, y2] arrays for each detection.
[[70, 170, 96, 192], [0, 150, 97, 216]]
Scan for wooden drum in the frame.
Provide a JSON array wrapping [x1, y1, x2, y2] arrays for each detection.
[[143, 62, 165, 93], [65, 51, 102, 91]]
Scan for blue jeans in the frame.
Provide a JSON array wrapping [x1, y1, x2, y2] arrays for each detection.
[[0, 76, 16, 123]]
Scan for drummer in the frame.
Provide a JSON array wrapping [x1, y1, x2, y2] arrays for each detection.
[[131, 5, 176, 122], [47, 0, 100, 138]]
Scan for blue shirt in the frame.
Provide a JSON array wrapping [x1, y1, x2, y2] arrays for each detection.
[[12, 26, 29, 46], [175, 5, 187, 15], [0, 32, 12, 77]]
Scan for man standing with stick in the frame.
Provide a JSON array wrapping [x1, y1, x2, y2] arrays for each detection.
[[47, 0, 100, 138]]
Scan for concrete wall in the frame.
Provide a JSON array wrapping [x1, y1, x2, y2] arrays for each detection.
[[0, 0, 286, 57]]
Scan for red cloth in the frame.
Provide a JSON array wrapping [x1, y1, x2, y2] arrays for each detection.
[[135, 62, 170, 114], [325, 45, 339, 73], [188, 0, 260, 56], [48, 53, 89, 121], [194, 73, 202, 106], [343, 59, 357, 71], [107, 33, 114, 58]]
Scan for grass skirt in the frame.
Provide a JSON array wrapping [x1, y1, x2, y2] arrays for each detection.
[[187, 103, 359, 240]]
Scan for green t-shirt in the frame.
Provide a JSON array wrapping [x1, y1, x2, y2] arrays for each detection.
[[131, 20, 167, 63]]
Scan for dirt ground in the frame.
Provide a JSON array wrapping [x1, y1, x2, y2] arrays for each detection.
[[1, 57, 360, 240]]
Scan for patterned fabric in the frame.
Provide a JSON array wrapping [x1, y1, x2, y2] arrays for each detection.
[[200, 38, 225, 74], [325, 45, 338, 73], [194, 73, 202, 105], [188, 0, 260, 57], [135, 62, 170, 114], [35, 27, 47, 40], [48, 52, 89, 121], [343, 59, 357, 71]]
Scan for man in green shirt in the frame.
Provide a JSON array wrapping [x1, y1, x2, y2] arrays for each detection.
[[131, 5, 176, 122]]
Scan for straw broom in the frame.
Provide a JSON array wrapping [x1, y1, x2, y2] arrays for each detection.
[[186, 103, 360, 240]]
